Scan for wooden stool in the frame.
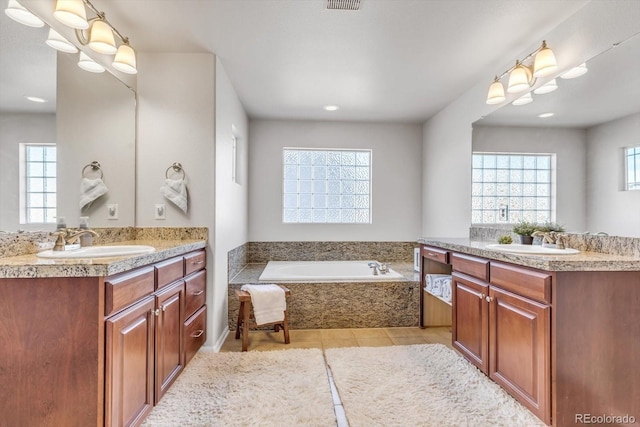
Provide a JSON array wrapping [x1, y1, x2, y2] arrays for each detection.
[[235, 285, 291, 352]]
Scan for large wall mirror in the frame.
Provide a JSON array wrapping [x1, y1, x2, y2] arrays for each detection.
[[0, 3, 136, 231], [472, 34, 640, 237]]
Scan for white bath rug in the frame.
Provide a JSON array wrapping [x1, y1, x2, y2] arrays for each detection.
[[141, 348, 336, 427], [324, 344, 545, 427]]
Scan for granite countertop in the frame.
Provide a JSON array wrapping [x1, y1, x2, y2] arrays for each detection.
[[0, 239, 207, 279], [418, 237, 640, 272], [230, 262, 419, 284]]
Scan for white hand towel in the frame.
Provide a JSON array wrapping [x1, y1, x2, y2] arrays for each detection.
[[442, 277, 452, 302], [79, 177, 109, 211], [425, 274, 450, 293], [241, 284, 286, 326], [160, 178, 188, 214]]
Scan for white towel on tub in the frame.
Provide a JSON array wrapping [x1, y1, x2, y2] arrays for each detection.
[[241, 284, 286, 325]]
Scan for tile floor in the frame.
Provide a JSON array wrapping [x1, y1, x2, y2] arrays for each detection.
[[220, 326, 453, 352]]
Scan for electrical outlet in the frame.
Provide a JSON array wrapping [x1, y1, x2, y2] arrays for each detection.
[[155, 204, 166, 220], [107, 204, 118, 220]]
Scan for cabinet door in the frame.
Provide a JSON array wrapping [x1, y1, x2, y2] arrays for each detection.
[[489, 286, 550, 425], [452, 272, 489, 374], [105, 296, 155, 427], [155, 280, 185, 404]]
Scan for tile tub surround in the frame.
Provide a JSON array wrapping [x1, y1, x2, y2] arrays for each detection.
[[0, 227, 208, 259], [228, 262, 420, 330], [469, 226, 640, 258], [418, 237, 640, 271], [228, 241, 418, 281]]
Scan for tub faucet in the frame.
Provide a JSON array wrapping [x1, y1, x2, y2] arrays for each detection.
[[52, 228, 99, 251], [368, 261, 388, 275]]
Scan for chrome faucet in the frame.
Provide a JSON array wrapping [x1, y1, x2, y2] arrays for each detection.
[[368, 261, 388, 275], [531, 230, 569, 249], [52, 228, 99, 251]]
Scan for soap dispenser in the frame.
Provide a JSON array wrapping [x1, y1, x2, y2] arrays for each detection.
[[78, 216, 93, 247]]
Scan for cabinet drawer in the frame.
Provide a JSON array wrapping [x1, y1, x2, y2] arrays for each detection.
[[184, 250, 206, 276], [155, 256, 184, 289], [184, 305, 207, 365], [490, 261, 551, 304], [185, 269, 206, 319], [421, 245, 449, 264], [105, 266, 155, 316], [451, 253, 490, 282]]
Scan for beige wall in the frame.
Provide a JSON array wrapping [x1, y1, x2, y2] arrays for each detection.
[[248, 119, 423, 241]]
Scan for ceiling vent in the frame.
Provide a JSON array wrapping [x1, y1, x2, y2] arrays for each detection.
[[326, 0, 361, 11]]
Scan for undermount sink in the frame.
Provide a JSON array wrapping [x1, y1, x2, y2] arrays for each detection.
[[485, 244, 580, 255], [37, 245, 155, 259]]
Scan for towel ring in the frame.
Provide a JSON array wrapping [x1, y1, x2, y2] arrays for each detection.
[[82, 161, 103, 179], [165, 162, 185, 179]]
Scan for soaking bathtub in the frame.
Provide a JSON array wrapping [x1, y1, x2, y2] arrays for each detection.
[[258, 260, 405, 282]]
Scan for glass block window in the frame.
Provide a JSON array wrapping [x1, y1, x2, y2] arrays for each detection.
[[21, 144, 57, 224], [625, 146, 640, 190], [283, 148, 371, 223], [472, 152, 554, 224]]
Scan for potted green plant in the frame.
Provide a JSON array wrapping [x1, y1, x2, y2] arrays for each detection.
[[512, 220, 537, 244], [536, 222, 566, 233]]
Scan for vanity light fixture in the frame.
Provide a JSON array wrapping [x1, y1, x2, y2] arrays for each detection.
[[53, 0, 88, 29], [45, 28, 78, 53], [533, 78, 558, 95], [485, 40, 558, 104], [4, 0, 44, 27], [560, 63, 588, 79], [78, 51, 105, 73], [54, 0, 138, 74], [512, 92, 533, 106]]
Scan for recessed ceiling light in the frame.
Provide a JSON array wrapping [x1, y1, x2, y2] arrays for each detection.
[[26, 96, 47, 103], [538, 112, 554, 118], [323, 105, 340, 111]]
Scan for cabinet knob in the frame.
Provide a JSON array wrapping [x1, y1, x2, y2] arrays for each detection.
[[161, 305, 167, 312], [153, 308, 160, 316], [192, 290, 204, 296], [485, 296, 493, 302], [191, 330, 204, 338], [479, 293, 485, 300]]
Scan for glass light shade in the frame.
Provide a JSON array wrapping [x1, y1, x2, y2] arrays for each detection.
[[5, 0, 45, 27], [112, 43, 137, 74], [512, 92, 533, 106], [486, 79, 506, 105], [507, 64, 532, 93], [560, 63, 588, 79], [78, 51, 105, 73], [533, 79, 558, 95], [53, 0, 88, 30], [88, 20, 117, 55], [533, 45, 558, 78], [45, 28, 78, 53]]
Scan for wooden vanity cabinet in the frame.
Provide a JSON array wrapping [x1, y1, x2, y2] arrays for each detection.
[[451, 253, 551, 425], [419, 245, 452, 327]]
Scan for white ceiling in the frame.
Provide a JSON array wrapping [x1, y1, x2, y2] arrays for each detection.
[[2, 0, 593, 122]]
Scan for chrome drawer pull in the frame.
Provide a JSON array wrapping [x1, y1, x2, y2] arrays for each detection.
[[427, 252, 435, 257], [191, 330, 204, 338], [192, 290, 204, 296], [485, 296, 493, 302], [192, 260, 204, 265]]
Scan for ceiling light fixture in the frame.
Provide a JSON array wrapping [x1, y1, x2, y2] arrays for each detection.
[[53, 0, 137, 74], [512, 92, 533, 106], [486, 40, 558, 104], [533, 78, 558, 95], [323, 105, 340, 111], [538, 112, 554, 118], [4, 0, 45, 27], [26, 96, 47, 103], [560, 63, 588, 79], [45, 28, 78, 53]]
